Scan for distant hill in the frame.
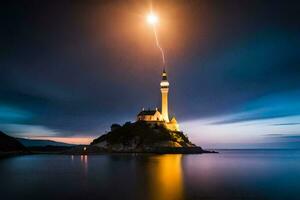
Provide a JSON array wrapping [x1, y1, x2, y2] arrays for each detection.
[[0, 131, 27, 152], [17, 138, 73, 147]]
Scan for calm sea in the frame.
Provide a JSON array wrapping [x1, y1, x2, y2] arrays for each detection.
[[0, 150, 299, 200]]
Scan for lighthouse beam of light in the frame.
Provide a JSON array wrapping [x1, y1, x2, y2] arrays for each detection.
[[147, 12, 166, 65]]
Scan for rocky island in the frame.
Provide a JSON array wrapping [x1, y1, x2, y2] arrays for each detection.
[[65, 121, 213, 154], [90, 121, 211, 153]]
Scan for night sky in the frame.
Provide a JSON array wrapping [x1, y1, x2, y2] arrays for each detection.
[[1, 0, 300, 148]]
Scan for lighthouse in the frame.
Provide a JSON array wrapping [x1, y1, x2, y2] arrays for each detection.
[[160, 69, 170, 122], [136, 68, 179, 131]]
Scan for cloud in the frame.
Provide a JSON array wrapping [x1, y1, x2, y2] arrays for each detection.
[[180, 114, 300, 149], [208, 90, 300, 125], [0, 123, 58, 138], [271, 123, 300, 126], [262, 133, 300, 148], [0, 104, 33, 123]]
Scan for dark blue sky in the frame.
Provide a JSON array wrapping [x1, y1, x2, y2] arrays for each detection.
[[0, 0, 299, 147]]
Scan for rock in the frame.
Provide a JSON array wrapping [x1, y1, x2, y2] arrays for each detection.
[[90, 121, 212, 154]]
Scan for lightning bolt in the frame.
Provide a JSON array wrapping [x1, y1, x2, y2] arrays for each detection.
[[152, 25, 165, 65]]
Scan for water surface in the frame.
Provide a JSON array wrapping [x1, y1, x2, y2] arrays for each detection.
[[0, 150, 299, 200]]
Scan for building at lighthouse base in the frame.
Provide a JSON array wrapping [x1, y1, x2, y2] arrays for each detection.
[[136, 109, 179, 131]]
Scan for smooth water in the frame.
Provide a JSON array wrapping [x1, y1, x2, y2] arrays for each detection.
[[0, 150, 300, 200]]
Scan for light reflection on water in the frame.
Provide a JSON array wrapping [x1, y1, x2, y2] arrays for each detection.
[[0, 150, 300, 200], [147, 155, 183, 200], [80, 155, 88, 175]]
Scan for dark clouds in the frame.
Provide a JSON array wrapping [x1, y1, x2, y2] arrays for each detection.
[[0, 0, 300, 143]]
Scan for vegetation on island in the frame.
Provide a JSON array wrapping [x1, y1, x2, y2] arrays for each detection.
[[87, 121, 216, 154], [91, 121, 193, 147]]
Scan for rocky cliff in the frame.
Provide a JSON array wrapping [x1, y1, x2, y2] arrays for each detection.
[[90, 121, 208, 153]]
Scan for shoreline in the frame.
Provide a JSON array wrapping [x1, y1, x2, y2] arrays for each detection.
[[0, 147, 218, 158], [62, 145, 218, 155]]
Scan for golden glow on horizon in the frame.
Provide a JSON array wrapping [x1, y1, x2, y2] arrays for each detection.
[[30, 137, 92, 145]]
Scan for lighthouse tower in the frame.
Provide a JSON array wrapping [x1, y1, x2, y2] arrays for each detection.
[[136, 68, 179, 131], [160, 69, 170, 122]]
